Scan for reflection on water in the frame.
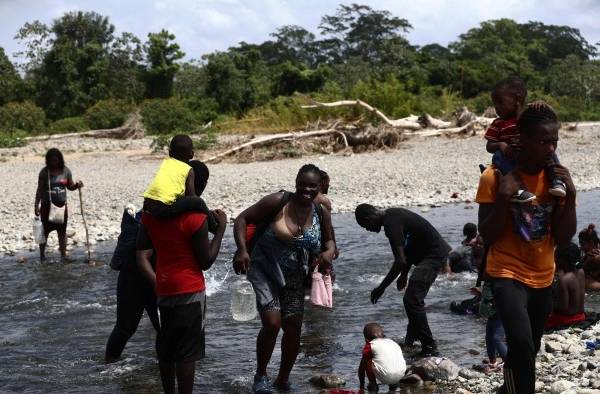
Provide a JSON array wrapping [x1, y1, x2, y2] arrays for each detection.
[[1, 190, 600, 393]]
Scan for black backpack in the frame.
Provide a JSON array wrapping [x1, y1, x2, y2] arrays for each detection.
[[110, 209, 141, 271]]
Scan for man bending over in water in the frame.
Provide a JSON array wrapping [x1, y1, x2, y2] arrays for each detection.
[[355, 204, 451, 357]]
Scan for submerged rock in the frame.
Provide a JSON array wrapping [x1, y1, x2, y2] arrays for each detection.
[[308, 374, 346, 388], [410, 357, 460, 381]]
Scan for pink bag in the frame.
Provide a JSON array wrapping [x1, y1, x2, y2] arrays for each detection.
[[310, 267, 333, 309]]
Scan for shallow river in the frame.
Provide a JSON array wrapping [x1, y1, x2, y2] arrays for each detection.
[[2, 190, 600, 393]]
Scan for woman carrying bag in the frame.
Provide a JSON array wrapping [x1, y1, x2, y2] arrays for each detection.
[[34, 148, 83, 262], [233, 164, 336, 393]]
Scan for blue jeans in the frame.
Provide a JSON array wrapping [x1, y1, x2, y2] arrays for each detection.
[[485, 316, 507, 361], [492, 150, 560, 179]]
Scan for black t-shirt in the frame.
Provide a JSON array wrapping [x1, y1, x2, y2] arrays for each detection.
[[383, 208, 451, 265]]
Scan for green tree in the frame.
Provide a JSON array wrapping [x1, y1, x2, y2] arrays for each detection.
[[449, 19, 536, 97], [174, 60, 207, 98], [32, 11, 115, 119], [318, 3, 413, 64], [144, 29, 185, 98], [106, 32, 145, 101], [0, 47, 21, 105]]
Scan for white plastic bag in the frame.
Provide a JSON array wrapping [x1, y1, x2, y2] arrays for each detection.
[[33, 217, 46, 244]]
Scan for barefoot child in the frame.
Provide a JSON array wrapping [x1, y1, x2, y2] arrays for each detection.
[[143, 134, 217, 231], [484, 77, 566, 202], [358, 323, 406, 392]]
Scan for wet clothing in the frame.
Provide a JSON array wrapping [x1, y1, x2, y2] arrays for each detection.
[[248, 203, 322, 313], [141, 212, 207, 296], [143, 158, 190, 205], [362, 338, 406, 385], [492, 278, 552, 394], [486, 316, 507, 362], [383, 209, 450, 351], [476, 167, 558, 288], [157, 294, 206, 362], [105, 262, 159, 360], [259, 271, 306, 318], [383, 208, 451, 266], [38, 167, 73, 206]]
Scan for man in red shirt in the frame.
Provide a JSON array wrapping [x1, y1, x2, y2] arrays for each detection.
[[137, 161, 227, 394]]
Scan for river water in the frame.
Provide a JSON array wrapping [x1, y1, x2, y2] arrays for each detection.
[[2, 190, 600, 393]]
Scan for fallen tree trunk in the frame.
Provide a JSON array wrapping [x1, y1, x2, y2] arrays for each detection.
[[26, 112, 145, 141], [300, 98, 422, 130], [205, 128, 348, 163]]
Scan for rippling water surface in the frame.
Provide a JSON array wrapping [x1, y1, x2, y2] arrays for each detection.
[[2, 191, 600, 393]]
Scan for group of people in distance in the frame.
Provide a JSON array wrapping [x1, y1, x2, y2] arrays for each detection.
[[31, 74, 600, 394]]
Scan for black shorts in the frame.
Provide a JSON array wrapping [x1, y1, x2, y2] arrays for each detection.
[[157, 301, 205, 363]]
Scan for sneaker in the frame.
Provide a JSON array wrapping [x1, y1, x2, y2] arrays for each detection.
[[253, 375, 273, 394], [549, 179, 567, 197], [510, 189, 536, 203]]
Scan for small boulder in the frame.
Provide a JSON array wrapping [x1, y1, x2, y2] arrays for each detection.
[[550, 380, 575, 394], [459, 368, 484, 380], [546, 340, 562, 353], [410, 357, 460, 381], [399, 373, 423, 385], [308, 374, 346, 388]]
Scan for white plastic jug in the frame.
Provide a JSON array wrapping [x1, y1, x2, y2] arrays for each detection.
[[33, 217, 45, 244], [231, 275, 257, 321]]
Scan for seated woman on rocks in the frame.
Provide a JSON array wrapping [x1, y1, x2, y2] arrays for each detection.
[[579, 224, 600, 291], [233, 164, 336, 394], [545, 242, 586, 329]]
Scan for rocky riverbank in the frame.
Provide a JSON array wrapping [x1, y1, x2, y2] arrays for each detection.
[[0, 124, 599, 256], [442, 323, 600, 394]]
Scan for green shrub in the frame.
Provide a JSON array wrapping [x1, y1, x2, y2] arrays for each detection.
[[49, 116, 89, 133], [0, 129, 27, 148], [141, 98, 198, 134], [0, 101, 46, 135], [85, 99, 133, 129]]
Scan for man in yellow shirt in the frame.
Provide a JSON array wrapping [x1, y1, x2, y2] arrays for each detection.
[[476, 103, 576, 394]]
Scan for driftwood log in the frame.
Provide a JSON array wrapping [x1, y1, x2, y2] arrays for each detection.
[[300, 97, 422, 130], [205, 98, 494, 161], [205, 127, 348, 163], [26, 113, 145, 141]]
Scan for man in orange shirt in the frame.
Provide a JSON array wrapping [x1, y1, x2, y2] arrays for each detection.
[[477, 103, 576, 394]]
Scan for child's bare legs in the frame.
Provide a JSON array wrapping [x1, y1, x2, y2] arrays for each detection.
[[365, 359, 378, 391]]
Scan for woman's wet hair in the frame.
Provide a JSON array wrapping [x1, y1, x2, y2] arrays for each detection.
[[189, 160, 209, 196], [579, 223, 600, 245], [517, 102, 559, 137], [355, 203, 377, 222], [555, 242, 582, 271], [492, 76, 527, 104], [463, 222, 477, 239], [296, 164, 322, 180], [45, 148, 65, 169]]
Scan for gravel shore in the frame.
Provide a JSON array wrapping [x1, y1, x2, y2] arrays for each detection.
[[1, 125, 599, 256]]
